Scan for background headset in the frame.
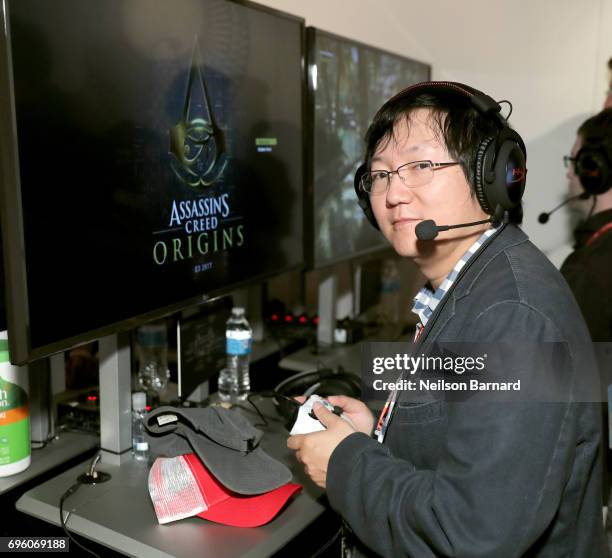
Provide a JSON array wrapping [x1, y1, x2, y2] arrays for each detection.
[[574, 136, 612, 195], [354, 81, 528, 230]]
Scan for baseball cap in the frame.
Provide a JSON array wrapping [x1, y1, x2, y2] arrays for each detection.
[[145, 406, 292, 494], [148, 453, 302, 527]]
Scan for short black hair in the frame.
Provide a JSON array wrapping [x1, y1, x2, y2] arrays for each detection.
[[364, 89, 523, 224], [578, 107, 612, 143]]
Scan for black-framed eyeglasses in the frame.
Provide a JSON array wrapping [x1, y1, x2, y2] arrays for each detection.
[[360, 160, 461, 195], [563, 155, 577, 169]]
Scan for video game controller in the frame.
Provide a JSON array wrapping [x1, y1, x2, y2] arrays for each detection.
[[289, 394, 354, 435]]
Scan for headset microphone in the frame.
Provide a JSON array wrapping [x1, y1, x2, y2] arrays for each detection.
[[416, 204, 505, 241], [537, 192, 591, 224], [415, 217, 497, 241]]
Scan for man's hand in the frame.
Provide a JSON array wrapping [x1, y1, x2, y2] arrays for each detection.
[[287, 403, 356, 488], [325, 395, 375, 435]]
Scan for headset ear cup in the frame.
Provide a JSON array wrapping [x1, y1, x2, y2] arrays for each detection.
[[354, 163, 380, 229], [492, 140, 527, 210], [576, 147, 611, 195], [475, 134, 526, 214], [474, 137, 495, 214]]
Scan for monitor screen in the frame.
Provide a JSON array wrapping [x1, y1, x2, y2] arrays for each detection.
[[306, 28, 430, 269], [0, 0, 304, 363]]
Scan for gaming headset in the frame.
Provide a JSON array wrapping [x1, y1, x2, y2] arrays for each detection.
[[574, 137, 612, 195], [354, 81, 528, 230]]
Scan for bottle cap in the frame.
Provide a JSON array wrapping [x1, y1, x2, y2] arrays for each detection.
[[132, 392, 147, 411], [232, 307, 245, 317]]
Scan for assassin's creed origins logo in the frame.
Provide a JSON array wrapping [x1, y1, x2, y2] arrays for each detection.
[[152, 39, 244, 269], [169, 41, 227, 187]]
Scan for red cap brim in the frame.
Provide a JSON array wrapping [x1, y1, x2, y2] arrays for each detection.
[[183, 453, 302, 528]]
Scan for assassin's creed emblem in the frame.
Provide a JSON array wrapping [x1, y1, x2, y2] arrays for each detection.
[[169, 39, 227, 188]]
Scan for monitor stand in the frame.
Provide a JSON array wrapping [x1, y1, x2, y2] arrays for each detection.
[[316, 271, 337, 349], [98, 332, 132, 466], [49, 352, 65, 396], [28, 358, 54, 445], [352, 262, 364, 316]]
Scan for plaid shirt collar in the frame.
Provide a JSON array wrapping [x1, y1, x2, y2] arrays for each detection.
[[411, 225, 500, 331]]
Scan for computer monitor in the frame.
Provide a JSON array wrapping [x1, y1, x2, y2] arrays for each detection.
[[305, 27, 431, 269], [0, 0, 304, 364]]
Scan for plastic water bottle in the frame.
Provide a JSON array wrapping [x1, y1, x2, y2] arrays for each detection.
[[131, 392, 149, 462], [225, 307, 252, 400], [136, 323, 170, 393]]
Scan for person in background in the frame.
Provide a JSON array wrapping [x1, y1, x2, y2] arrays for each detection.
[[561, 108, 612, 343], [560, 108, 612, 523]]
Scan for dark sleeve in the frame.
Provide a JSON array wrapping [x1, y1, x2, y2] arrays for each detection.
[[327, 302, 577, 558], [561, 250, 610, 341]]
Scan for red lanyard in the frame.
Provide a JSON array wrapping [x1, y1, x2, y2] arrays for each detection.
[[374, 323, 424, 443], [586, 222, 612, 247]]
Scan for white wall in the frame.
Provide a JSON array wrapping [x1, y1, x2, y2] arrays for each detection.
[[257, 0, 612, 267]]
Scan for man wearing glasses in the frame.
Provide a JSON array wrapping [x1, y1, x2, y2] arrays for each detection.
[[288, 82, 605, 557], [561, 109, 612, 343], [561, 108, 612, 515]]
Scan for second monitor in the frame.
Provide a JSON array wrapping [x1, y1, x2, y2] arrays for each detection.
[[305, 27, 431, 270]]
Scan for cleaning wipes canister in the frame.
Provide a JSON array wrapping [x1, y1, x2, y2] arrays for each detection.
[[0, 331, 31, 477]]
